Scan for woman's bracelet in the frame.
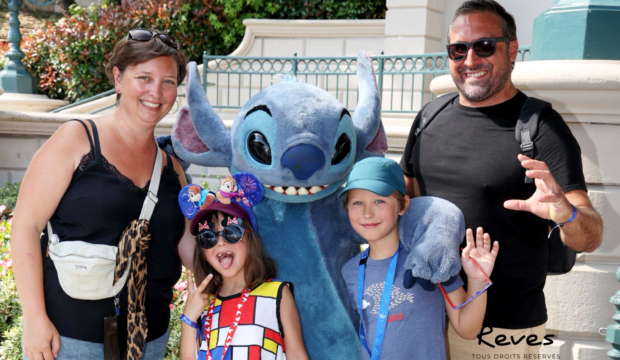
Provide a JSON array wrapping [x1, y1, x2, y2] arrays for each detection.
[[180, 314, 199, 329]]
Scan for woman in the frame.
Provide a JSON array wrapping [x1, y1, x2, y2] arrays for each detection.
[[12, 29, 195, 359]]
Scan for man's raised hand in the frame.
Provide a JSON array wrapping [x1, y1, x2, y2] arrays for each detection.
[[504, 154, 574, 223]]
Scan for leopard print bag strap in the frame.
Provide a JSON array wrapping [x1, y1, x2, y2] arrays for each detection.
[[113, 147, 162, 359], [115, 219, 152, 360]]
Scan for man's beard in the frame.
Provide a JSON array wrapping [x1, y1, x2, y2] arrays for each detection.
[[452, 51, 512, 103]]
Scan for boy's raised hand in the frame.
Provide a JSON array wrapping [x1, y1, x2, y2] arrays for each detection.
[[183, 270, 213, 322], [461, 228, 499, 283]]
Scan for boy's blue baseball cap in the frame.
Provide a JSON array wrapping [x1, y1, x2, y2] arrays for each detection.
[[339, 157, 406, 198]]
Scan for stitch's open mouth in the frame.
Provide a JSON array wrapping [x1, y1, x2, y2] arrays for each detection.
[[262, 184, 345, 196]]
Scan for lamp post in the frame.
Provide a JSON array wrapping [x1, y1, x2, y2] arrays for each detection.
[[0, 0, 36, 94], [607, 268, 620, 359]]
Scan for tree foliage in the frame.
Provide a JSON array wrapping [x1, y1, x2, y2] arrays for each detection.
[[2, 0, 385, 101]]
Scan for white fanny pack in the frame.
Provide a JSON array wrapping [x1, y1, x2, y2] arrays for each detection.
[[47, 148, 162, 300]]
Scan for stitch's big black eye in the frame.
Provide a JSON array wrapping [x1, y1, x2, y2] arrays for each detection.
[[331, 133, 351, 165], [248, 131, 272, 165]]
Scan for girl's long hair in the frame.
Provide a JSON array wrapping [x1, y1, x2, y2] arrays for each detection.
[[192, 211, 277, 295]]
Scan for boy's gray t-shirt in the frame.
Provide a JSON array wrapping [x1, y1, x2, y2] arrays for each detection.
[[341, 247, 463, 360]]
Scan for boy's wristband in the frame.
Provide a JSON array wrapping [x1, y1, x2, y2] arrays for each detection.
[[180, 314, 199, 329]]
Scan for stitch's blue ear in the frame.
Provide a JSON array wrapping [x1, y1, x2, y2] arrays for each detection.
[[353, 51, 388, 160], [171, 62, 233, 167]]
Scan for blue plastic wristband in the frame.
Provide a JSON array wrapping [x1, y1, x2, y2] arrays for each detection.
[[548, 204, 577, 238], [180, 314, 199, 329]]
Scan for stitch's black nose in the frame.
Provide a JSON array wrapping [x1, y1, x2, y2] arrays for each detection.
[[281, 144, 325, 180]]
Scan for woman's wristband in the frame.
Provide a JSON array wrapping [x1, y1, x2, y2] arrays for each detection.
[[548, 204, 577, 238], [180, 314, 199, 329]]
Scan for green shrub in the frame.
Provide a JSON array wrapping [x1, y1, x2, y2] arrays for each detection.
[[269, 0, 386, 19], [0, 208, 19, 360], [0, 183, 20, 214], [0, 0, 385, 102]]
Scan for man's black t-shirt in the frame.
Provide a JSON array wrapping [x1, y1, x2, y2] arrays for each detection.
[[399, 91, 587, 329]]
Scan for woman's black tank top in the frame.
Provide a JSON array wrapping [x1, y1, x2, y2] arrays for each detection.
[[41, 120, 185, 343]]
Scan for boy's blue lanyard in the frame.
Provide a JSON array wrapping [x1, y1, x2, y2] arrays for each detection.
[[358, 242, 402, 360]]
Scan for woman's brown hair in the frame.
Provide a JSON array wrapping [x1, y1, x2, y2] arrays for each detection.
[[105, 30, 188, 102], [192, 211, 277, 295]]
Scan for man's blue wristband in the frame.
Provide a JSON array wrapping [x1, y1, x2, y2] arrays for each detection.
[[180, 314, 199, 329], [548, 204, 577, 238]]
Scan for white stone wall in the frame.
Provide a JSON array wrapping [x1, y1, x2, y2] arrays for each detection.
[[431, 60, 620, 359]]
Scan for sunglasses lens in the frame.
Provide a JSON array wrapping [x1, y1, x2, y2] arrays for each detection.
[[448, 43, 468, 61], [157, 34, 179, 49], [197, 231, 218, 249], [128, 29, 154, 41], [473, 39, 496, 57], [224, 225, 244, 244]]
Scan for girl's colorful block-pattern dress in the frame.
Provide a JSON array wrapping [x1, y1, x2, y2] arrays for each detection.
[[199, 280, 290, 360]]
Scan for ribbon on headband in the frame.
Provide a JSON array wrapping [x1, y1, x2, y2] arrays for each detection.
[[199, 221, 210, 231]]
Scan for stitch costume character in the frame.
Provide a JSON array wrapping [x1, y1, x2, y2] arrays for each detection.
[[167, 51, 465, 359]]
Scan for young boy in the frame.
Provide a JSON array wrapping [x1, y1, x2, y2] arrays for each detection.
[[340, 157, 499, 359]]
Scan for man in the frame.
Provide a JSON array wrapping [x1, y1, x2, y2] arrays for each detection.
[[399, 1, 603, 358]]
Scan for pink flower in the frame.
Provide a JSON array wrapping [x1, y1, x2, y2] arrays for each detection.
[[0, 225, 5, 233], [182, 290, 188, 302], [0, 205, 5, 214], [169, 303, 174, 310], [0, 259, 11, 275], [7, 217, 12, 225], [174, 280, 187, 292]]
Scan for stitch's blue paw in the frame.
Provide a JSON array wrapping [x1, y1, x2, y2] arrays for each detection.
[[403, 269, 434, 291]]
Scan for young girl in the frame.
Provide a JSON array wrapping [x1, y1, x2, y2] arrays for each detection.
[[179, 176, 309, 360]]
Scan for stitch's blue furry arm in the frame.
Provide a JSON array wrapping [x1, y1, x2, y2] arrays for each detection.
[[398, 196, 464, 283]]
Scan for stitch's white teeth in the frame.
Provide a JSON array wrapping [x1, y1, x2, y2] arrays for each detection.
[[342, 182, 347, 187], [309, 186, 323, 194], [264, 184, 330, 195], [140, 100, 160, 108]]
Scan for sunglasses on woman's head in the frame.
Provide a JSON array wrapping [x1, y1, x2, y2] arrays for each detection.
[[446, 37, 511, 61], [127, 28, 179, 50], [195, 221, 247, 249]]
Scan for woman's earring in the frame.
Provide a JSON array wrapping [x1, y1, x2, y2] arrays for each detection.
[[115, 92, 121, 107], [169, 99, 180, 114]]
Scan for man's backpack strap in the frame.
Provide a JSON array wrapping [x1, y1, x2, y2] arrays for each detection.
[[515, 97, 552, 183], [415, 92, 460, 137]]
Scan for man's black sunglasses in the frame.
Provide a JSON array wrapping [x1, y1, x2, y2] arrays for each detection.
[[195, 222, 247, 249], [446, 37, 511, 61], [127, 28, 179, 50]]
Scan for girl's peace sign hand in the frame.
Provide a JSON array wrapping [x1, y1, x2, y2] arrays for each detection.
[[183, 270, 214, 322]]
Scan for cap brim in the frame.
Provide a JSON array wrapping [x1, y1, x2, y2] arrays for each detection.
[[338, 179, 397, 198]]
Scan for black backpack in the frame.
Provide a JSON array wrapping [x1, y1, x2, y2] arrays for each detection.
[[413, 92, 576, 275]]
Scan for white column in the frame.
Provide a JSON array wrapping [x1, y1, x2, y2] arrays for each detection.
[[384, 0, 446, 55]]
